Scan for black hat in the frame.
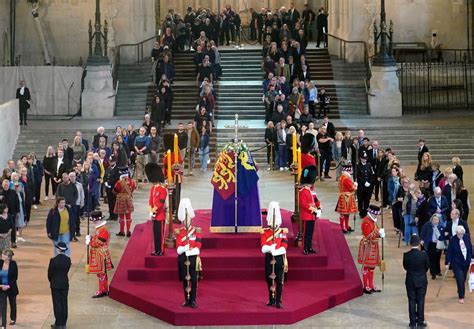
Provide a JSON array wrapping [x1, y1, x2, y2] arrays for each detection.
[[409, 234, 420, 246], [300, 165, 317, 185], [119, 167, 130, 178], [162, 133, 174, 152], [367, 205, 381, 216], [90, 210, 103, 220], [301, 134, 315, 154], [360, 151, 368, 160], [145, 163, 164, 184], [55, 242, 68, 252], [342, 163, 353, 174]]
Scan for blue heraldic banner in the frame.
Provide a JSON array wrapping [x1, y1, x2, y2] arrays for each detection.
[[210, 148, 262, 233]]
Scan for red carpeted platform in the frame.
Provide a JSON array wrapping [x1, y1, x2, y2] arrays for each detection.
[[109, 209, 362, 326]]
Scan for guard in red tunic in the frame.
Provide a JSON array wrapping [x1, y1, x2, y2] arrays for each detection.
[[145, 163, 168, 256], [163, 134, 184, 216], [335, 164, 358, 233], [86, 211, 114, 298], [358, 205, 385, 294], [299, 165, 321, 255], [300, 133, 317, 169], [114, 168, 137, 237], [261, 201, 288, 309], [175, 198, 202, 308]]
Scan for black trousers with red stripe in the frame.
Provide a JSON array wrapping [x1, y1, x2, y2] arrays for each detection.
[[153, 220, 165, 253], [303, 220, 315, 251]]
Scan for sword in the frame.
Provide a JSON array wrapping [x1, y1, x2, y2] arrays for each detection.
[[436, 267, 450, 297]]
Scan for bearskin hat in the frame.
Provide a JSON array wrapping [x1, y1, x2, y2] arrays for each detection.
[[145, 162, 164, 184], [300, 165, 318, 185], [301, 133, 315, 154]]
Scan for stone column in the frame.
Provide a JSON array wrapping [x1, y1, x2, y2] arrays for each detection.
[[81, 65, 115, 118], [368, 66, 402, 117]]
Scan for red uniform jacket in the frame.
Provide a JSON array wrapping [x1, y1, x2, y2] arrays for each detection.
[[260, 227, 289, 250], [175, 226, 202, 250], [299, 185, 321, 221], [149, 184, 167, 221], [89, 227, 113, 274], [357, 216, 381, 267], [163, 152, 183, 183], [300, 152, 317, 169], [335, 174, 358, 214]]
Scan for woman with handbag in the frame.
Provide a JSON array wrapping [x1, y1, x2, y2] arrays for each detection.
[[420, 214, 446, 279]]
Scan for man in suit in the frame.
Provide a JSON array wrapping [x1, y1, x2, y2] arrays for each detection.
[[275, 57, 290, 82], [288, 3, 300, 30], [403, 234, 430, 328], [61, 139, 74, 164], [52, 149, 72, 194], [316, 8, 328, 48], [417, 139, 429, 166], [444, 209, 470, 240], [427, 187, 449, 222], [298, 65, 311, 82], [16, 80, 31, 125], [48, 242, 71, 329]]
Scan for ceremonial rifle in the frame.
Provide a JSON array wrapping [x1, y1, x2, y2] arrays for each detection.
[[269, 208, 277, 300], [380, 188, 386, 288], [184, 209, 192, 300]]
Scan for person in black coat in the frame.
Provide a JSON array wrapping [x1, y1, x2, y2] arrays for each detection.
[[316, 8, 328, 48], [16, 81, 31, 125], [444, 209, 470, 241], [356, 151, 374, 217], [46, 198, 75, 257], [264, 121, 277, 170], [104, 158, 120, 221], [403, 234, 429, 329], [420, 214, 446, 279], [51, 149, 72, 194], [445, 226, 472, 303], [417, 139, 429, 166], [48, 242, 71, 329], [92, 127, 108, 150], [0, 250, 18, 326]]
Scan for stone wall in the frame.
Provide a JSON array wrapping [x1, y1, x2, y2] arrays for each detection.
[[0, 1, 10, 66], [328, 0, 468, 62], [1, 0, 155, 66], [0, 100, 20, 167]]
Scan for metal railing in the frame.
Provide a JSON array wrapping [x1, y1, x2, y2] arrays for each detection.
[[393, 44, 473, 63], [114, 33, 162, 81], [326, 33, 371, 81], [398, 61, 474, 114]]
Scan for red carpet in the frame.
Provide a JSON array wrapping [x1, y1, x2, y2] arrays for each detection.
[[109, 209, 362, 326]]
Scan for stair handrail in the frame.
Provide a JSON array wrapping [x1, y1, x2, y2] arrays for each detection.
[[325, 33, 371, 82], [114, 32, 162, 81]]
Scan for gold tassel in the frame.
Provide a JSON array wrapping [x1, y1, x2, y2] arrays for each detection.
[[283, 255, 289, 273], [196, 255, 203, 272], [85, 264, 90, 273], [379, 260, 386, 273]]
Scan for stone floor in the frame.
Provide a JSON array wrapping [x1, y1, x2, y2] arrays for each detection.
[[7, 162, 473, 329]]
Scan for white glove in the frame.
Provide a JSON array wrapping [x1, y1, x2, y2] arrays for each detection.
[[364, 182, 371, 188], [270, 243, 277, 251], [149, 212, 154, 220], [261, 245, 272, 253], [379, 228, 385, 238], [85, 235, 91, 245], [316, 209, 322, 218], [353, 182, 358, 187], [184, 244, 190, 251]]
